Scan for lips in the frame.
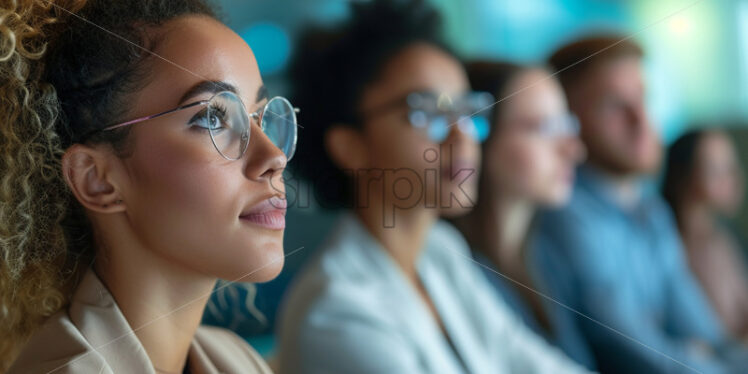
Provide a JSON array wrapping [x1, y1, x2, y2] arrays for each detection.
[[240, 196, 287, 230]]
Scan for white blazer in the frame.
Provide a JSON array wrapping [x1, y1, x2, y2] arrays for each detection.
[[8, 269, 273, 374], [277, 214, 592, 374]]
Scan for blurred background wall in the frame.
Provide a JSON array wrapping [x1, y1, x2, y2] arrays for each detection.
[[217, 0, 748, 140], [204, 0, 748, 345]]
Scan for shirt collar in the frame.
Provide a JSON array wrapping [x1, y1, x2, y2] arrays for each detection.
[[576, 164, 658, 213]]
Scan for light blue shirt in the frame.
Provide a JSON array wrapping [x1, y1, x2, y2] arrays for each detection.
[[277, 213, 592, 374], [532, 165, 748, 374]]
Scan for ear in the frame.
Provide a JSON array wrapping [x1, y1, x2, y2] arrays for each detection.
[[61, 144, 126, 213], [325, 125, 369, 171]]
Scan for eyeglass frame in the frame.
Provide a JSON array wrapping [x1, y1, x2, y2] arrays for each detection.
[[358, 90, 494, 143], [499, 112, 581, 139], [78, 90, 300, 161]]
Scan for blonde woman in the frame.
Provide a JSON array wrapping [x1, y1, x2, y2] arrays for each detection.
[[0, 1, 298, 372]]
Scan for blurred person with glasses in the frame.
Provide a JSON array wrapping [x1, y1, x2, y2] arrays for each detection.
[[451, 61, 592, 369], [1, 1, 298, 373], [275, 1, 593, 374]]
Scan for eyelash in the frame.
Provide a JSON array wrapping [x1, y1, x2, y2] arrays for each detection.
[[189, 103, 229, 131]]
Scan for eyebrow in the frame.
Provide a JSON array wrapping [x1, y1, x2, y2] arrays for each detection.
[[256, 85, 269, 103], [178, 81, 268, 105], [179, 80, 237, 103]]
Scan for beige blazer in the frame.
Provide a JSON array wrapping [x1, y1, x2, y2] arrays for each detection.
[[8, 269, 273, 374]]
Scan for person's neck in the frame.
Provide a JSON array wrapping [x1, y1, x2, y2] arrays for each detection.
[[92, 219, 215, 374], [354, 196, 436, 280], [457, 191, 534, 271], [585, 162, 642, 209]]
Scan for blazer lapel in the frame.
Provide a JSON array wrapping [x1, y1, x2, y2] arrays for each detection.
[[349, 217, 469, 374], [68, 270, 156, 374]]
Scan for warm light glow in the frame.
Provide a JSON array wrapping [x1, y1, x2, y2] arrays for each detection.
[[669, 15, 691, 36]]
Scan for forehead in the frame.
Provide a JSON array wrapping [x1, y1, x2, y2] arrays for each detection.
[[131, 15, 263, 112], [362, 43, 468, 108], [501, 69, 565, 116], [587, 57, 643, 91], [699, 132, 734, 159]]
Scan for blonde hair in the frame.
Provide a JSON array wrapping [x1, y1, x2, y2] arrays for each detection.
[[0, 0, 91, 370]]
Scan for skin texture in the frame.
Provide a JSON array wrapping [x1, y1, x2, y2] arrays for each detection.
[[688, 131, 744, 216], [567, 56, 661, 178], [486, 68, 585, 206], [325, 42, 479, 335], [61, 15, 287, 373]]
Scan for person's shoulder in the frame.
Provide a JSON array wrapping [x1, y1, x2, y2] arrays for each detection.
[[429, 219, 472, 257], [555, 183, 607, 220], [8, 310, 110, 374], [278, 218, 395, 338], [425, 219, 488, 285], [280, 254, 390, 329], [194, 326, 273, 373]]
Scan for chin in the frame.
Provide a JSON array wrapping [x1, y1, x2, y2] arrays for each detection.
[[221, 238, 286, 283], [227, 254, 285, 283], [632, 160, 660, 175], [440, 204, 475, 218], [243, 259, 284, 283], [635, 145, 663, 174], [541, 193, 571, 208], [439, 179, 478, 210]]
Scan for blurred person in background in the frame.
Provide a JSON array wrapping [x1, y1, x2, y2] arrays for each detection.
[[451, 61, 593, 368], [276, 1, 592, 373], [533, 36, 748, 373], [663, 129, 748, 342]]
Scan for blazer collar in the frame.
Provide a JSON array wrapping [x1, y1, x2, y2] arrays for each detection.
[[68, 269, 157, 373], [337, 214, 475, 374]]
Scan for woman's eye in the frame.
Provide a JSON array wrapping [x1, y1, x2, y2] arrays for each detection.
[[190, 107, 227, 131]]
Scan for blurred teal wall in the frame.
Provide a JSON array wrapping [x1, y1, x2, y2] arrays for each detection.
[[217, 0, 748, 142]]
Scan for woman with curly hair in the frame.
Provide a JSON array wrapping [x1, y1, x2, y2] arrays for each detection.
[[0, 0, 297, 372]]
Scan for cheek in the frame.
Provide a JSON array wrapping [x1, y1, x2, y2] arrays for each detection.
[[129, 132, 230, 218], [128, 141, 230, 241], [584, 109, 626, 145], [494, 140, 541, 183], [369, 125, 432, 169], [494, 139, 567, 199], [125, 135, 282, 280], [707, 175, 740, 203]]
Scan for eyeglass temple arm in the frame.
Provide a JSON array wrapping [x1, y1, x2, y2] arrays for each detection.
[[101, 100, 208, 132]]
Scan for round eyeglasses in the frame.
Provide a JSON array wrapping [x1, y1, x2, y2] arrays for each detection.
[[89, 91, 299, 161], [406, 91, 494, 143]]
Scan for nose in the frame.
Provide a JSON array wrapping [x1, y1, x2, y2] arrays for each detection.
[[626, 102, 649, 131], [444, 116, 475, 146], [558, 135, 586, 164], [244, 124, 287, 181]]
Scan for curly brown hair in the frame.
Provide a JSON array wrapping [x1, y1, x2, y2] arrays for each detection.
[[0, 0, 216, 370]]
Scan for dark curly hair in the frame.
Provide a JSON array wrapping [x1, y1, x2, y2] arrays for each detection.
[[0, 0, 217, 369], [288, 0, 452, 209]]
